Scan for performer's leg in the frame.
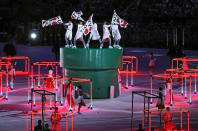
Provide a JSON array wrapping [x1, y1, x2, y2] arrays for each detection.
[[78, 103, 82, 113], [65, 37, 69, 47], [108, 37, 113, 48], [100, 39, 104, 49], [113, 38, 116, 48], [73, 38, 77, 48], [86, 35, 92, 48], [69, 34, 73, 47], [69, 40, 73, 47], [117, 39, 121, 49], [80, 36, 86, 48]]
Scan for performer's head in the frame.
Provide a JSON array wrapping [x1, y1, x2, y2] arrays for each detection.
[[48, 65, 53, 70], [38, 120, 42, 125], [78, 85, 82, 89], [159, 87, 162, 91], [166, 107, 170, 111], [55, 107, 58, 112], [104, 21, 107, 25], [150, 52, 153, 56]]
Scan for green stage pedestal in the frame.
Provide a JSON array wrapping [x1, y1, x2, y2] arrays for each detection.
[[60, 48, 123, 98]]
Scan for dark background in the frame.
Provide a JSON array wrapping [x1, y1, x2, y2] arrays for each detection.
[[1, 0, 198, 50]]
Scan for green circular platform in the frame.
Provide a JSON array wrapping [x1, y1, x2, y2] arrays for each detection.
[[60, 48, 123, 98]]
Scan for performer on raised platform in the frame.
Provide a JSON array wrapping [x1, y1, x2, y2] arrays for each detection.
[[100, 21, 112, 48], [42, 66, 55, 89], [64, 20, 73, 48], [74, 21, 86, 48], [111, 24, 121, 49], [86, 22, 101, 48]]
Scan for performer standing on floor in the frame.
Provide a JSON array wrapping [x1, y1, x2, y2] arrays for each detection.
[[64, 78, 75, 110], [162, 107, 176, 130], [64, 20, 73, 48], [156, 87, 165, 109], [76, 85, 90, 114], [143, 52, 156, 75], [165, 78, 173, 105], [86, 22, 101, 48], [51, 107, 62, 131], [74, 21, 86, 48], [7, 56, 16, 90], [100, 21, 112, 48], [111, 23, 121, 49]]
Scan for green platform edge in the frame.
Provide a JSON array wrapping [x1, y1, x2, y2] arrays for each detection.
[[60, 48, 123, 98]]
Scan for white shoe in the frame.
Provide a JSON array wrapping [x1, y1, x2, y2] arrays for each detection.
[[117, 45, 122, 49], [109, 45, 113, 48], [86, 44, 89, 48], [72, 45, 77, 48], [65, 45, 69, 48]]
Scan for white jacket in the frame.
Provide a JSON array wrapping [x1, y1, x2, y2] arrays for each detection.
[[111, 24, 121, 40], [64, 22, 73, 40], [102, 24, 111, 40], [75, 24, 84, 39], [90, 23, 100, 40]]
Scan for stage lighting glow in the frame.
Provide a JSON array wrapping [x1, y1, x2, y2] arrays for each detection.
[[30, 32, 37, 39]]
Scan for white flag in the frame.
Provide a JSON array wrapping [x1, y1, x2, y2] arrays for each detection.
[[111, 10, 128, 28], [42, 16, 63, 28], [71, 11, 85, 21], [83, 14, 93, 35]]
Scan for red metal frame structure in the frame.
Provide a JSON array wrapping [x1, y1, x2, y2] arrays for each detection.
[[27, 89, 74, 131], [26, 110, 73, 131], [57, 77, 93, 110], [119, 56, 138, 87], [171, 57, 198, 70], [28, 75, 61, 106], [166, 68, 198, 94], [151, 72, 193, 105], [120, 56, 138, 74], [0, 56, 30, 75], [32, 62, 60, 88], [143, 108, 189, 131], [131, 91, 160, 131]]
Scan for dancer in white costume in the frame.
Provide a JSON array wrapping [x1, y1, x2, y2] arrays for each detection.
[[100, 21, 112, 48], [74, 21, 86, 48], [86, 23, 101, 48], [111, 24, 121, 49], [64, 20, 73, 48]]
